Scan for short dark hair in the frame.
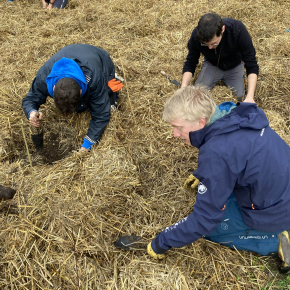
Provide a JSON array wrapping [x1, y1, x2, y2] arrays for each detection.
[[53, 78, 81, 114], [197, 13, 223, 43]]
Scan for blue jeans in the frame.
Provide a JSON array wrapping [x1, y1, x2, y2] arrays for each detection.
[[204, 194, 282, 256]]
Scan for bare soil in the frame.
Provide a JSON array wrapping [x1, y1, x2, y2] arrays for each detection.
[[33, 131, 75, 165], [0, 185, 16, 200]]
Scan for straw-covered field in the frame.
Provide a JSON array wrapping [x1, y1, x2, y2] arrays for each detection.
[[1, 0, 290, 289]]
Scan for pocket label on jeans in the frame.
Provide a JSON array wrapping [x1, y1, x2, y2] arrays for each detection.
[[239, 235, 269, 239]]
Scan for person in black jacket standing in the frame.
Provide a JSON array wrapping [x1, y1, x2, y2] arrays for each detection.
[[22, 44, 123, 152], [181, 13, 258, 103]]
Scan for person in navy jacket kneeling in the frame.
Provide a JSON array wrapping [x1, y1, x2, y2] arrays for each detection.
[[148, 86, 290, 274]]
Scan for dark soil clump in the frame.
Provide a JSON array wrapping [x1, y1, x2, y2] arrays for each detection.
[[0, 203, 18, 215], [33, 131, 76, 165], [0, 185, 16, 200]]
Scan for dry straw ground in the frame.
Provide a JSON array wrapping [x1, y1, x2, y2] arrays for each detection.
[[1, 0, 290, 289]]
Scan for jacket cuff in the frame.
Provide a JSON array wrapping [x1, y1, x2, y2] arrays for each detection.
[[151, 235, 170, 254], [246, 70, 259, 77], [81, 138, 94, 150]]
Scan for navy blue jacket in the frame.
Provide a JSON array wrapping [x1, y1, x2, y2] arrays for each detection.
[[182, 18, 259, 76], [22, 44, 115, 144], [152, 103, 290, 253]]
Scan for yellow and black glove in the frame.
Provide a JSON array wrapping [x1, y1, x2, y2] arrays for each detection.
[[278, 230, 290, 274], [108, 78, 124, 92], [184, 174, 200, 190], [147, 242, 166, 260]]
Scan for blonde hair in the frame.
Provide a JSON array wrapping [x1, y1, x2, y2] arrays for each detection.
[[163, 85, 216, 125]]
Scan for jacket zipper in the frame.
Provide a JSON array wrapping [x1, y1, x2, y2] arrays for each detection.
[[249, 187, 255, 209]]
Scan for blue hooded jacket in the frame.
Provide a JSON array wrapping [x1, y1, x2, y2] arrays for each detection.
[[22, 44, 115, 147], [152, 102, 290, 254], [46, 58, 87, 98]]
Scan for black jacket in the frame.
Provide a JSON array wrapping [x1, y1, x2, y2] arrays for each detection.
[[182, 18, 259, 76], [22, 44, 115, 144]]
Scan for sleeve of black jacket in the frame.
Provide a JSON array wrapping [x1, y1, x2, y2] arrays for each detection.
[[182, 28, 201, 75], [151, 148, 237, 254], [85, 77, 111, 144], [237, 22, 259, 76], [22, 66, 51, 119]]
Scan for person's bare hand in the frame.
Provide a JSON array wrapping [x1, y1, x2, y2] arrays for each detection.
[[42, 0, 47, 8], [78, 147, 90, 153], [73, 147, 90, 158], [29, 111, 43, 127], [47, 3, 53, 9], [243, 95, 256, 103]]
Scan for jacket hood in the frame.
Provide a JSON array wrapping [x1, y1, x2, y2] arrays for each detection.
[[190, 103, 269, 149], [46, 57, 87, 97]]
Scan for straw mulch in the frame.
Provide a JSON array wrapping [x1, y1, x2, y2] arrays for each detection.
[[1, 0, 290, 289]]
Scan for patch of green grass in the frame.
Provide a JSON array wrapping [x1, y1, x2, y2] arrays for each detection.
[[262, 272, 290, 289], [251, 255, 290, 289], [262, 276, 290, 290]]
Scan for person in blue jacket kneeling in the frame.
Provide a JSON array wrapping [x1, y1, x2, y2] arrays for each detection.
[[22, 44, 123, 152], [147, 86, 290, 274]]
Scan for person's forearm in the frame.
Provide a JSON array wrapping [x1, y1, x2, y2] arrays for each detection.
[[181, 72, 193, 88], [22, 97, 40, 119], [244, 73, 257, 103]]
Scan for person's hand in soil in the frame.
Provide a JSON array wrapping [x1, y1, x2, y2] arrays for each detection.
[[47, 2, 53, 9], [29, 111, 43, 127]]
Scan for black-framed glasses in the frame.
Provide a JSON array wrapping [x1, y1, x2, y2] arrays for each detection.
[[200, 33, 223, 47]]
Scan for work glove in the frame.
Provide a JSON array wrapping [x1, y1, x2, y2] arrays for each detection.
[[278, 230, 290, 274], [147, 242, 166, 260], [184, 174, 200, 190], [108, 78, 124, 92]]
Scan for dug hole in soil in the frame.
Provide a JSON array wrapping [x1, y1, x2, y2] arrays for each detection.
[[28, 121, 79, 165], [32, 130, 76, 165], [39, 132, 74, 164]]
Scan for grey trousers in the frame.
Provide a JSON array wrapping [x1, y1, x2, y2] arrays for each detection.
[[195, 60, 245, 100]]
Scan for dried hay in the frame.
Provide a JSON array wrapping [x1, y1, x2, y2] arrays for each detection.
[[265, 109, 290, 146], [0, 0, 290, 289]]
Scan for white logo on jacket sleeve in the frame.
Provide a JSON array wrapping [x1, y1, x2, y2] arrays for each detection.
[[260, 128, 265, 136], [164, 217, 188, 233], [198, 182, 207, 194]]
